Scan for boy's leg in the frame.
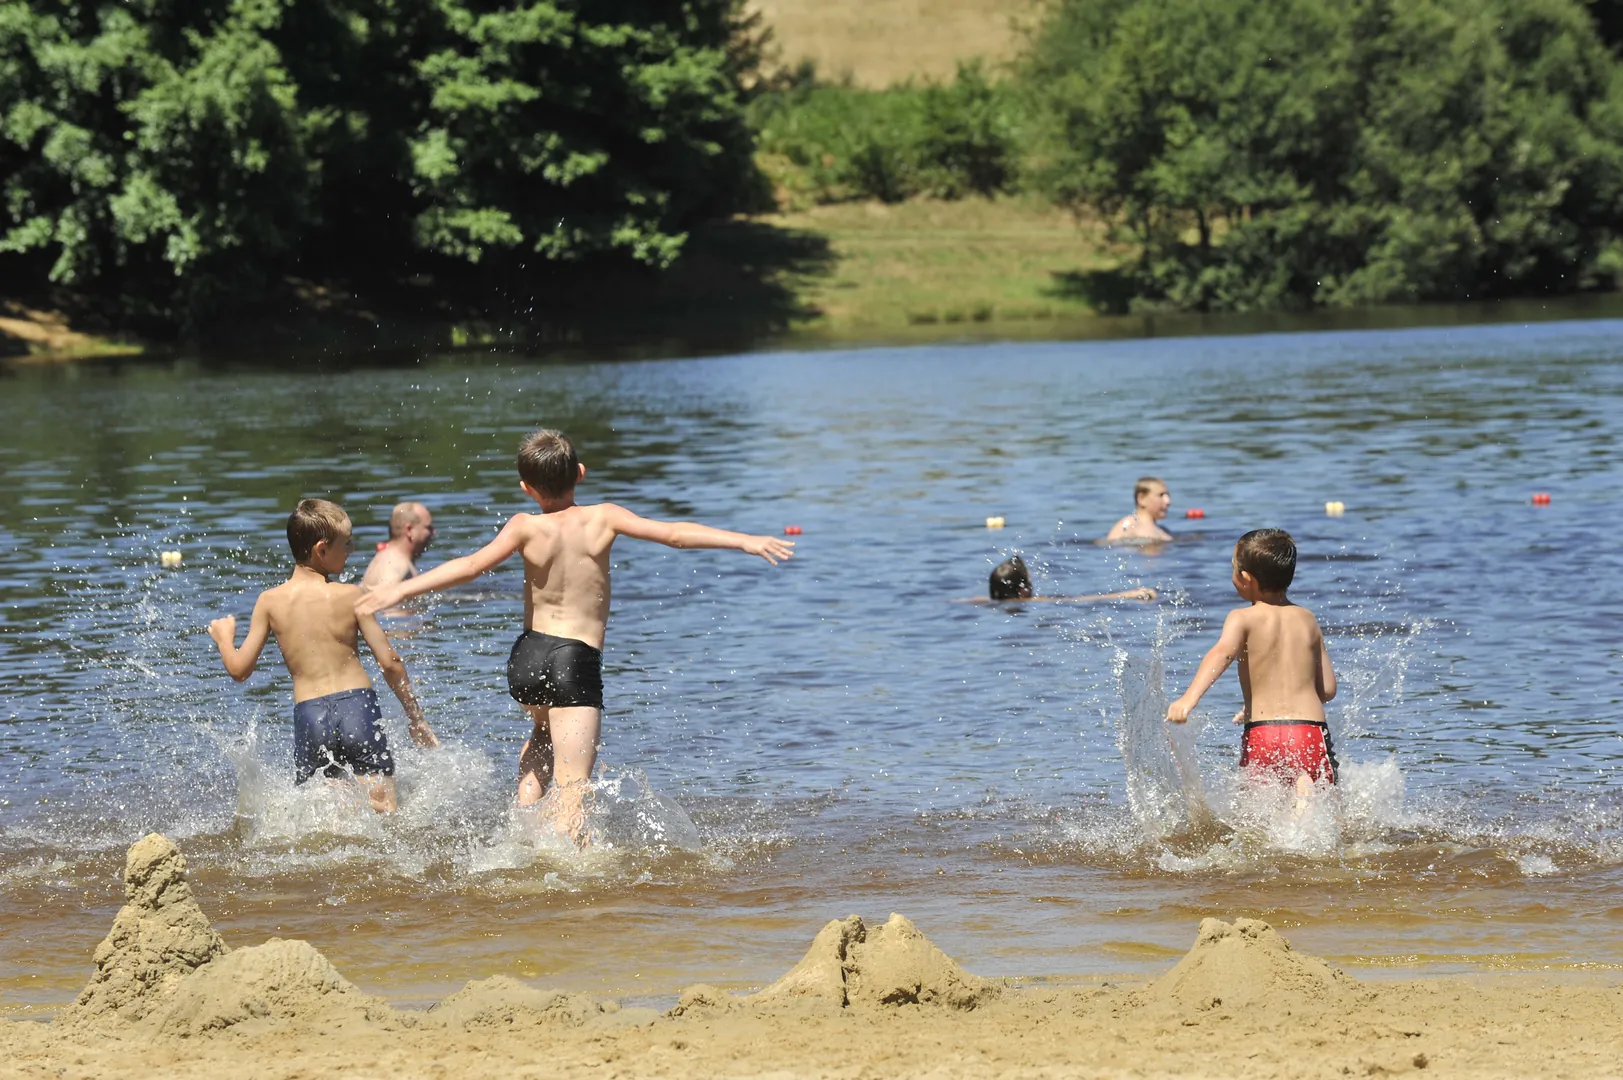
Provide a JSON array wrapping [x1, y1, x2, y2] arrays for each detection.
[[524, 706, 601, 843], [517, 705, 555, 806]]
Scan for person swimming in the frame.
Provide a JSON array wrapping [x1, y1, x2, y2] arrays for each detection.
[[1103, 477, 1175, 545], [969, 555, 1156, 604]]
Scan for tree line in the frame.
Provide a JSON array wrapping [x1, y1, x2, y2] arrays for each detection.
[[5, 0, 1623, 328]]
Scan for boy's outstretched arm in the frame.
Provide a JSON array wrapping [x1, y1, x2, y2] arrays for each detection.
[[208, 596, 271, 682], [358, 612, 438, 748], [1166, 610, 1246, 723], [606, 505, 794, 565], [356, 515, 529, 615]]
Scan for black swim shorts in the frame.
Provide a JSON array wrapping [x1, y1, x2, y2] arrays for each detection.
[[506, 630, 604, 709], [292, 687, 395, 783]]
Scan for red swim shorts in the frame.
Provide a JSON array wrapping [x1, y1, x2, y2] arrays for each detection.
[[1240, 720, 1338, 784]]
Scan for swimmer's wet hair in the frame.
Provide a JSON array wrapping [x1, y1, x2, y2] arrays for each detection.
[[517, 429, 580, 498], [1235, 528, 1296, 592], [287, 498, 350, 563], [1134, 477, 1165, 504], [989, 555, 1034, 600]]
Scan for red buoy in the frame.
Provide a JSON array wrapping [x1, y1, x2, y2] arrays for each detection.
[[1185, 508, 1206, 519], [1532, 492, 1551, 506], [376, 541, 389, 551], [784, 525, 803, 535]]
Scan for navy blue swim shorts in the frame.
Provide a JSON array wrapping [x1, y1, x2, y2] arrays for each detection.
[[292, 687, 395, 783]]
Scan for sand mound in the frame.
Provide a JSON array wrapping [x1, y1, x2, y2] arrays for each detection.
[[58, 834, 228, 1029], [1140, 917, 1350, 1015], [429, 976, 604, 1029], [148, 938, 390, 1038], [748, 913, 995, 1011]]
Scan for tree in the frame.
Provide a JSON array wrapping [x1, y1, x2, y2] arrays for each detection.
[[1024, 0, 1623, 312]]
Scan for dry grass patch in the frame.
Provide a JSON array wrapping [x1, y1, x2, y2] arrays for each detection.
[[749, 0, 1036, 87]]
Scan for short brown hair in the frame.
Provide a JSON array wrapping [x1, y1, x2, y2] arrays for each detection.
[[1134, 477, 1165, 503], [287, 498, 351, 562], [989, 555, 1033, 600], [1235, 528, 1296, 592], [517, 429, 580, 498]]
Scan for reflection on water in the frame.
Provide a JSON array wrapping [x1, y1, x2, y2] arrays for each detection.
[[3, 318, 1623, 1014]]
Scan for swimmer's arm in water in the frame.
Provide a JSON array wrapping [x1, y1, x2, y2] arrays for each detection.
[[604, 504, 794, 565], [356, 515, 530, 616], [1166, 608, 1247, 724], [358, 608, 438, 748], [208, 595, 272, 682], [1315, 622, 1337, 703], [1050, 587, 1158, 602]]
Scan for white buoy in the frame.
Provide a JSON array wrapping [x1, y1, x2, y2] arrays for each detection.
[[1324, 501, 1345, 518], [160, 550, 183, 567], [985, 516, 1006, 529]]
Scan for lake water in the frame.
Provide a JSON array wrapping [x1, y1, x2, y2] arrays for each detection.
[[3, 320, 1622, 1014]]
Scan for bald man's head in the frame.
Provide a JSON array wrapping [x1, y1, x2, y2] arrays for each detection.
[[388, 502, 434, 556]]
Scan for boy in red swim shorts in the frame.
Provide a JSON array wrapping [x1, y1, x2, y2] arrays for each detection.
[[1165, 529, 1339, 785]]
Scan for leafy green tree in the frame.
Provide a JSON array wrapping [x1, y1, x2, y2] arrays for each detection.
[[0, 0, 764, 327], [1025, 0, 1623, 312]]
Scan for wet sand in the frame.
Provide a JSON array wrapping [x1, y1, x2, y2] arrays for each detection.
[[6, 835, 1620, 1080]]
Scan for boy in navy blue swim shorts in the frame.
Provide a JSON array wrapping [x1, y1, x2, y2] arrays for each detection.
[[358, 429, 793, 842], [210, 499, 438, 812]]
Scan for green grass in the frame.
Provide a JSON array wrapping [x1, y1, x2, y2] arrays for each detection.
[[756, 194, 1124, 336]]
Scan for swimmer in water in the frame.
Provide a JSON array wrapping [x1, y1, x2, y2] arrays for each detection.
[[208, 499, 439, 813], [1103, 477, 1174, 544], [1165, 529, 1338, 794], [361, 501, 435, 591], [962, 555, 1157, 604], [355, 429, 793, 845]]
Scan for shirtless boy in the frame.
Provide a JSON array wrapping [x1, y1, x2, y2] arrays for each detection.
[[1165, 529, 1339, 785], [355, 429, 794, 841], [208, 499, 439, 813], [1103, 477, 1174, 544]]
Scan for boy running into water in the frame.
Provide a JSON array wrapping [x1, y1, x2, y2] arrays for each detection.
[[1103, 477, 1174, 544], [208, 499, 438, 813], [355, 429, 794, 842], [1165, 529, 1339, 787]]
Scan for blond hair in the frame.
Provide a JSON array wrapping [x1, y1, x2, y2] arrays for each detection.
[[287, 498, 350, 562]]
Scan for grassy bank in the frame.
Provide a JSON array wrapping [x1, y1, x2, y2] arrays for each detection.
[[760, 195, 1118, 335]]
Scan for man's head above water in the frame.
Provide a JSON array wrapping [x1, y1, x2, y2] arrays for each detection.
[[989, 555, 1034, 601]]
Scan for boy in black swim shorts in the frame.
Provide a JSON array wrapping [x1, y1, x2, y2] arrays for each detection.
[[210, 499, 438, 812], [357, 429, 793, 842]]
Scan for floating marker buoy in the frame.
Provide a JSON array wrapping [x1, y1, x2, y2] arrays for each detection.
[[783, 525, 802, 535], [160, 550, 183, 568], [1325, 501, 1346, 518], [376, 540, 389, 550], [1184, 508, 1205, 519], [985, 516, 1006, 529], [1531, 492, 1551, 506]]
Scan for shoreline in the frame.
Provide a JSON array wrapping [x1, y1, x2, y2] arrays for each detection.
[[8, 289, 1623, 369], [5, 836, 1620, 1079]]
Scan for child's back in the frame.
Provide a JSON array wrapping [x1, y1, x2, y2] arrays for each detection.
[[1166, 528, 1337, 785], [259, 573, 377, 699], [210, 499, 436, 812], [1229, 601, 1330, 722], [513, 504, 619, 648]]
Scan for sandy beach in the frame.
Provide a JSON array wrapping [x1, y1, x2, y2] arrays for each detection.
[[5, 835, 1620, 1080]]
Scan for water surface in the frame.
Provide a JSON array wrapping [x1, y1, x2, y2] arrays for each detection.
[[3, 321, 1622, 1014]]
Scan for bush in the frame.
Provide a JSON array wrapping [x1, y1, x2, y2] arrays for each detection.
[[749, 62, 1022, 205], [1024, 0, 1623, 312]]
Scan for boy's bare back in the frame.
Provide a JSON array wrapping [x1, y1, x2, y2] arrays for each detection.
[[1226, 602, 1333, 722], [254, 575, 376, 701]]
